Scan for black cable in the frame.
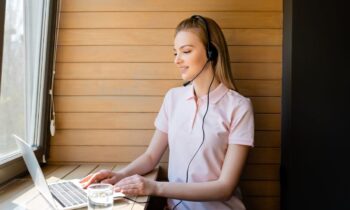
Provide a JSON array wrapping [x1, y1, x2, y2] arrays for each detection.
[[172, 72, 215, 210]]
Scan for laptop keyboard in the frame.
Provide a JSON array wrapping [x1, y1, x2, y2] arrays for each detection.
[[49, 181, 87, 208]]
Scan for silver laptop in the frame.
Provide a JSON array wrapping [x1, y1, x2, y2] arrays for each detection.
[[14, 134, 124, 210]]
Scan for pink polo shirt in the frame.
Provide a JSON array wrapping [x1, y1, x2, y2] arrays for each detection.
[[155, 83, 254, 210]]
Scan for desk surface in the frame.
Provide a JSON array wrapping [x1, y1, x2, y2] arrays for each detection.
[[0, 163, 158, 210]]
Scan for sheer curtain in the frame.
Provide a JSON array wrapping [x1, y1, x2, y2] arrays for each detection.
[[0, 0, 50, 163]]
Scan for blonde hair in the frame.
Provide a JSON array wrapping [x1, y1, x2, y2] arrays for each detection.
[[175, 16, 237, 90]]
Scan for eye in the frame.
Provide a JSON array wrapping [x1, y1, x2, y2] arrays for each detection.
[[183, 50, 191, 54], [173, 53, 177, 56]]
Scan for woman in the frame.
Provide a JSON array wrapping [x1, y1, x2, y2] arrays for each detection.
[[80, 15, 254, 210]]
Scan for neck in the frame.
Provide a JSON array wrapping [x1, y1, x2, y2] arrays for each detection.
[[192, 66, 220, 98]]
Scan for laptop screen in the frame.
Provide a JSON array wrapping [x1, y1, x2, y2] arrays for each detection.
[[13, 134, 57, 208]]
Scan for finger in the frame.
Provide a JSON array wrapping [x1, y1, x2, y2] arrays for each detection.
[[101, 176, 118, 185], [82, 174, 100, 188], [115, 177, 136, 187], [116, 184, 140, 195], [117, 174, 142, 185], [120, 188, 139, 196], [123, 183, 140, 190], [79, 174, 93, 183]]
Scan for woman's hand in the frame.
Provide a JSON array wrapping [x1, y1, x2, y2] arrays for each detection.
[[79, 169, 123, 189], [114, 174, 157, 196]]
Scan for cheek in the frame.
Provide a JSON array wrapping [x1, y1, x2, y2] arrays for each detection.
[[188, 52, 206, 66]]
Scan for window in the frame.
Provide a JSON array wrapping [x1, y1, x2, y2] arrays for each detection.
[[0, 0, 55, 184], [0, 0, 5, 92], [0, 0, 26, 163]]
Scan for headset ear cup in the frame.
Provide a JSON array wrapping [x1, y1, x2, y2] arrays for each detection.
[[208, 43, 218, 61]]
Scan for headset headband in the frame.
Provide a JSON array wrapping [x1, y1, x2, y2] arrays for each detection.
[[190, 15, 216, 61]]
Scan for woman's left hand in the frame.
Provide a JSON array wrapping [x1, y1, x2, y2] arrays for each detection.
[[114, 174, 157, 196]]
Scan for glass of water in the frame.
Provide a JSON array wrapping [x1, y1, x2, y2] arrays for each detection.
[[87, 183, 114, 210]]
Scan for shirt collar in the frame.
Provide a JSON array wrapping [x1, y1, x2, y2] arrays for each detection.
[[184, 83, 229, 104]]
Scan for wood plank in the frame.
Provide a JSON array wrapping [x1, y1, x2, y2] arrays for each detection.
[[55, 96, 164, 113], [55, 113, 280, 130], [55, 62, 281, 80], [240, 181, 280, 196], [235, 80, 281, 97], [59, 12, 282, 29], [56, 46, 281, 63], [61, 0, 282, 12], [55, 63, 180, 80], [229, 46, 281, 62], [62, 164, 97, 180], [25, 165, 119, 210], [55, 96, 280, 113], [254, 131, 280, 147], [51, 130, 280, 147], [241, 164, 280, 180], [54, 80, 280, 97], [56, 113, 158, 129], [244, 197, 280, 210], [58, 29, 282, 46], [90, 163, 116, 174], [158, 163, 170, 180], [54, 80, 179, 96], [25, 164, 99, 209], [247, 148, 280, 164], [51, 130, 153, 146], [9, 165, 78, 209], [224, 29, 282, 46], [0, 166, 58, 209], [255, 114, 281, 131], [251, 97, 281, 113], [232, 63, 281, 80], [49, 146, 158, 163], [49, 146, 277, 164]]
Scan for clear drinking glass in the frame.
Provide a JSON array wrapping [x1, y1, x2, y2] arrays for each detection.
[[87, 183, 114, 210]]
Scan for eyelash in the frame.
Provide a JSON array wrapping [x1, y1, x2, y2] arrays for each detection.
[[173, 51, 191, 56]]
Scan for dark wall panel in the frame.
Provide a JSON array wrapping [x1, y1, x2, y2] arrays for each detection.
[[282, 1, 349, 210]]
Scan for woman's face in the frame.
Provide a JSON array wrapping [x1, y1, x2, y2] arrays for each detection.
[[173, 30, 208, 82]]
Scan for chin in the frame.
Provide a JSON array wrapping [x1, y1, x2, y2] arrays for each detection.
[[181, 74, 190, 81]]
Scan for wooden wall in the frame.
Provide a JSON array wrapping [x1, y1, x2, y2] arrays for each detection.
[[49, 0, 282, 209]]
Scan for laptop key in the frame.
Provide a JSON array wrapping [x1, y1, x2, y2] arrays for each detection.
[[49, 182, 87, 207]]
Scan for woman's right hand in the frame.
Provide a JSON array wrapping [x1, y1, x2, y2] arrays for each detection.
[[79, 169, 122, 189]]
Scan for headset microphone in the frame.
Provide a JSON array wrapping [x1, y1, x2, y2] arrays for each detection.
[[183, 60, 210, 86], [182, 81, 191, 87], [182, 15, 217, 87]]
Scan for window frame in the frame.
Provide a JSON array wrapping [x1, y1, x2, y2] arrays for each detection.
[[0, 0, 6, 94], [0, 0, 59, 185]]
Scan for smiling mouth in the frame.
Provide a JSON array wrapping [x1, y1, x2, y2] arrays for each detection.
[[179, 67, 189, 73]]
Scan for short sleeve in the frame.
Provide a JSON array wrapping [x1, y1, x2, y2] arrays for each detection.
[[228, 98, 255, 146], [154, 90, 171, 133]]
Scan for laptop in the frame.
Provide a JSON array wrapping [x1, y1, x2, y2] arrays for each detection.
[[14, 134, 125, 210]]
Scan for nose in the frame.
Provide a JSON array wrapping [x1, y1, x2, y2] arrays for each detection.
[[174, 54, 182, 65]]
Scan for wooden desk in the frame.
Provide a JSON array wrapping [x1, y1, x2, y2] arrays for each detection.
[[0, 164, 159, 210]]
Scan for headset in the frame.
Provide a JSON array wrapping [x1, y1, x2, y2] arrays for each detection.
[[182, 15, 218, 87], [173, 15, 217, 210], [193, 15, 218, 62]]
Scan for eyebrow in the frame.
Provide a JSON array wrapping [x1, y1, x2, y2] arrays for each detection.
[[173, 45, 194, 51]]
